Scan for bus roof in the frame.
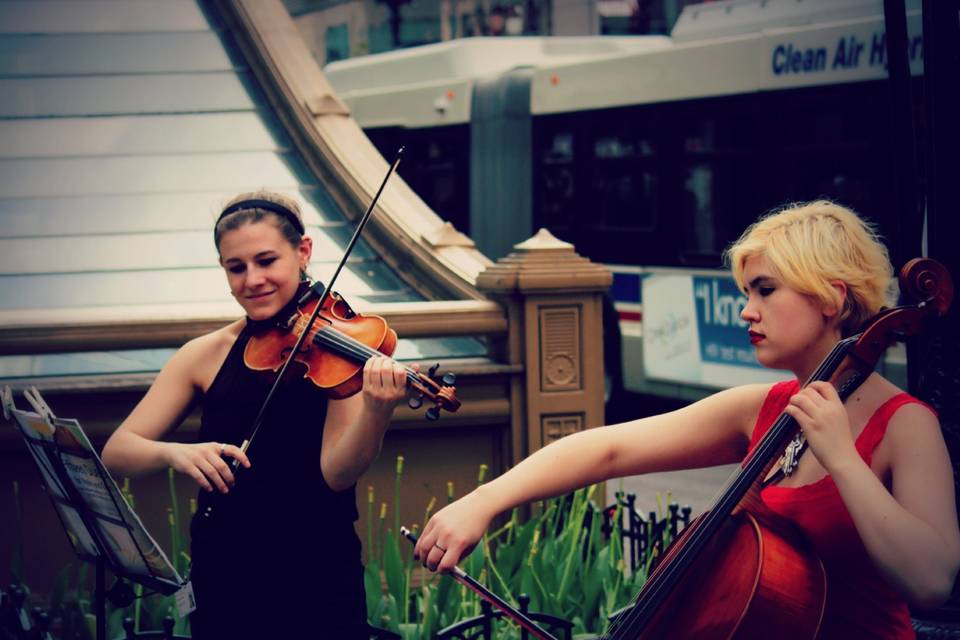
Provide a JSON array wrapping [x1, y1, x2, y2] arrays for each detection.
[[326, 0, 922, 127], [325, 35, 666, 128], [670, 0, 904, 42]]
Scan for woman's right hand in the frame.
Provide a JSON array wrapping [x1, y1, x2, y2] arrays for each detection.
[[414, 488, 497, 573], [164, 442, 250, 493]]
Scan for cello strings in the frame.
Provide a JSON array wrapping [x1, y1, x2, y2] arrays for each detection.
[[613, 338, 853, 637], [612, 346, 841, 637], [605, 337, 855, 638]]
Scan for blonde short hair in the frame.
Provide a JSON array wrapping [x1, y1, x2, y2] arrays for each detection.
[[724, 200, 895, 336]]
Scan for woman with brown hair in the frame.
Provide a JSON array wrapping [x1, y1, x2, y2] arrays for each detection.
[[103, 191, 405, 638]]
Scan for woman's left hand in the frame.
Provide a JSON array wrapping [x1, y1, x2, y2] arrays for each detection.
[[783, 381, 858, 474], [361, 356, 412, 414]]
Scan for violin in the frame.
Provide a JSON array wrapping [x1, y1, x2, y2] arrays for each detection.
[[602, 258, 953, 639], [204, 148, 459, 521], [243, 283, 460, 416]]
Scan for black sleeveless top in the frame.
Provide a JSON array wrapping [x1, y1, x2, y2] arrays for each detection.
[[190, 319, 359, 553], [186, 298, 369, 638]]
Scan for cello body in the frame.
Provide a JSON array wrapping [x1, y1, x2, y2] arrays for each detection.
[[630, 511, 826, 639]]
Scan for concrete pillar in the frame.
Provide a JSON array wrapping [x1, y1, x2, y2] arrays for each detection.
[[477, 228, 612, 463]]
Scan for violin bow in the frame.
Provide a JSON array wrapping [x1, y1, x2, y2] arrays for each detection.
[[203, 149, 404, 519], [400, 527, 560, 640]]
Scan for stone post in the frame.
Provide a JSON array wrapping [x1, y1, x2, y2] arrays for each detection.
[[476, 228, 612, 463]]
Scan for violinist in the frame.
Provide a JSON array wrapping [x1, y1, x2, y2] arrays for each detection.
[[416, 200, 960, 638], [102, 191, 408, 639]]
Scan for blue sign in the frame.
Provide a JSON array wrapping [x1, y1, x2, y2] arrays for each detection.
[[692, 276, 760, 369]]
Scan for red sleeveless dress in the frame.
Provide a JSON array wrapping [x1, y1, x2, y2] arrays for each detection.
[[748, 380, 932, 639]]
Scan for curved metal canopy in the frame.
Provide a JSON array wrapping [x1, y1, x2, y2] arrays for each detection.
[[0, 0, 492, 382]]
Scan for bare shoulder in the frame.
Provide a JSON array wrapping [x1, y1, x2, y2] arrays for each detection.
[[695, 382, 777, 437], [866, 374, 939, 431], [167, 320, 244, 392], [885, 394, 941, 441], [869, 375, 943, 466]]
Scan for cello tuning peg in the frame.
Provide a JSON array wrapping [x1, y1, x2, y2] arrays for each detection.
[[407, 395, 423, 409], [441, 372, 456, 386], [428, 363, 440, 378], [426, 406, 440, 421]]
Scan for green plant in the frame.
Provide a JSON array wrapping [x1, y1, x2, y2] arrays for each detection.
[[104, 470, 192, 638], [365, 457, 681, 639], [10, 469, 192, 640], [10, 480, 23, 585]]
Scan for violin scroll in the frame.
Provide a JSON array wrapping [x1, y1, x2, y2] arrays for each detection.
[[408, 363, 460, 421]]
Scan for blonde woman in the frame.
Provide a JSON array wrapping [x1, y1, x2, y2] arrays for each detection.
[[416, 200, 960, 639], [103, 192, 407, 639]]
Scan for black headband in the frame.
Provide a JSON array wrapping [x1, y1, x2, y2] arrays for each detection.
[[216, 199, 305, 236]]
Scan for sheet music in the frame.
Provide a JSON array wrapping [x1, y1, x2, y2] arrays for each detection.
[[13, 412, 68, 499], [55, 503, 101, 558], [6, 391, 184, 592]]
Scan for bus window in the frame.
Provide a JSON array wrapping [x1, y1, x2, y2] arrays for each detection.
[[759, 83, 897, 243], [676, 106, 757, 265], [367, 124, 470, 233], [681, 163, 715, 257], [590, 131, 659, 232], [539, 129, 576, 229]]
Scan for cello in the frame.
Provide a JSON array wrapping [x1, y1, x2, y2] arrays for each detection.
[[602, 258, 953, 639]]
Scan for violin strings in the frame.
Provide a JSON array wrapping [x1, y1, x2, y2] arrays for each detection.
[[311, 326, 420, 385], [605, 336, 855, 638]]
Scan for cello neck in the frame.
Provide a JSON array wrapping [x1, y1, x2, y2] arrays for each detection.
[[605, 334, 860, 638]]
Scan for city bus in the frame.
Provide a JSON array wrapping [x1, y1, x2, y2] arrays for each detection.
[[325, 0, 923, 404]]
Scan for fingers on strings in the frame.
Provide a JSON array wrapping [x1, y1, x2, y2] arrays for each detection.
[[364, 356, 407, 390]]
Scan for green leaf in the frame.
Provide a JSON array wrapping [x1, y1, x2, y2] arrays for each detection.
[[383, 532, 405, 607], [382, 593, 401, 633], [519, 567, 544, 611], [84, 612, 97, 640], [364, 561, 383, 620], [581, 545, 610, 620], [49, 562, 73, 615], [10, 481, 23, 583], [463, 542, 485, 579], [435, 573, 457, 624], [107, 607, 127, 638]]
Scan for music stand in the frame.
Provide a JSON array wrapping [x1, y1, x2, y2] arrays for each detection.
[[2, 387, 190, 640]]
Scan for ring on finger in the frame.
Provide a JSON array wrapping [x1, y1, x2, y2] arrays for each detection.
[[434, 543, 446, 552], [219, 443, 226, 455]]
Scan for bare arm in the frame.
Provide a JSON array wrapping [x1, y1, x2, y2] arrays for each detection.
[[416, 382, 769, 571], [787, 382, 960, 610], [836, 405, 960, 609], [320, 356, 409, 492], [101, 330, 250, 493]]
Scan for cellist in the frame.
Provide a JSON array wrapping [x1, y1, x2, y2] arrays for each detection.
[[416, 200, 960, 638], [102, 191, 409, 639]]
